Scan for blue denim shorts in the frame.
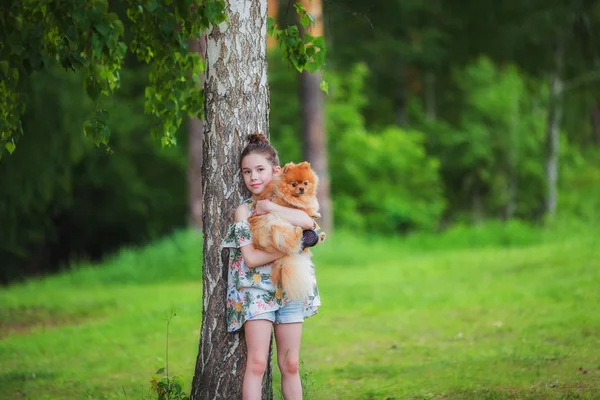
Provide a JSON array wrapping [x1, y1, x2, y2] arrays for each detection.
[[248, 300, 305, 325]]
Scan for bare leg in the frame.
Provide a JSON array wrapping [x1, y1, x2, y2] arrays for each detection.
[[243, 320, 273, 400], [274, 322, 303, 400]]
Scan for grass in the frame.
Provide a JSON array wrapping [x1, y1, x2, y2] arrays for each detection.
[[1, 222, 600, 399]]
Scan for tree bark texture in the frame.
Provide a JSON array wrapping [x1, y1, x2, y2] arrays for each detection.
[[299, 0, 333, 233], [190, 1, 271, 399], [187, 36, 206, 230], [545, 41, 564, 218]]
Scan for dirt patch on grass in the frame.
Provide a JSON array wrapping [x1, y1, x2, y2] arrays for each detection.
[[0, 307, 98, 339]]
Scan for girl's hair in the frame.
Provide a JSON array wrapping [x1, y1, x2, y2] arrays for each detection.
[[239, 133, 280, 169]]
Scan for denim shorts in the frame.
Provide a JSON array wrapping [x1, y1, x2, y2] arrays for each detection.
[[248, 300, 305, 325]]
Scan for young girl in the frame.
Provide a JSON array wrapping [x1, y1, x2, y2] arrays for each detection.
[[221, 133, 321, 400]]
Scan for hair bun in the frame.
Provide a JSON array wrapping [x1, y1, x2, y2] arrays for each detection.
[[247, 133, 270, 145]]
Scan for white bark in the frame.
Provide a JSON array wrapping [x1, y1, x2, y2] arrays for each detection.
[[190, 1, 271, 399]]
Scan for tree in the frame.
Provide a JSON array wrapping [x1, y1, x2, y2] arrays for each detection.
[[2, 1, 326, 397], [1, 0, 226, 157], [189, 2, 271, 398], [545, 40, 564, 218], [190, 1, 326, 397]]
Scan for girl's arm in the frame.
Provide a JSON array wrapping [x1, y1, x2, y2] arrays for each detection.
[[254, 200, 314, 229], [235, 204, 285, 268]]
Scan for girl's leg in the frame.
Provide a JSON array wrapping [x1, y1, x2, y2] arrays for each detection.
[[243, 319, 274, 400], [274, 322, 303, 400]]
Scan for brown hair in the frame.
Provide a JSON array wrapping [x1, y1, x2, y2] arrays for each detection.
[[239, 133, 280, 169]]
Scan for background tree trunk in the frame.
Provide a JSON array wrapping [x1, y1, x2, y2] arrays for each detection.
[[187, 35, 206, 230], [425, 71, 436, 121], [545, 41, 564, 218], [505, 94, 520, 220], [190, 1, 272, 399], [299, 0, 333, 233], [267, 0, 279, 50], [592, 102, 600, 147]]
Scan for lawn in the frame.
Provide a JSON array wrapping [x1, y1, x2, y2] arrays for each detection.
[[1, 222, 599, 399]]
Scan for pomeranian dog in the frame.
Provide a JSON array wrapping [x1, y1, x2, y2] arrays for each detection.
[[249, 161, 325, 300]]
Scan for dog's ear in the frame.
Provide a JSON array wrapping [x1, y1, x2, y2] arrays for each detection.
[[298, 161, 311, 169], [282, 162, 295, 173]]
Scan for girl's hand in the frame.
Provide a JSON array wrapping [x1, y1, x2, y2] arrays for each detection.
[[254, 199, 273, 215]]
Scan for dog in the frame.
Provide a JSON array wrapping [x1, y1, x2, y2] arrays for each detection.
[[248, 161, 325, 300]]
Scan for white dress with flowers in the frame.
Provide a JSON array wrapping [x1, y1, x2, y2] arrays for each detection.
[[221, 198, 321, 332]]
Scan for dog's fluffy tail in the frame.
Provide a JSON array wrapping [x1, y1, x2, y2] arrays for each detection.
[[273, 253, 313, 301]]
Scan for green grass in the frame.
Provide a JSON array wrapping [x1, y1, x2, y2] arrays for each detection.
[[1, 223, 600, 399]]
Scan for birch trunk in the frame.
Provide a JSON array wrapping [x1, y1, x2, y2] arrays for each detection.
[[187, 36, 206, 230], [545, 41, 564, 218], [299, 0, 333, 233], [190, 1, 271, 398]]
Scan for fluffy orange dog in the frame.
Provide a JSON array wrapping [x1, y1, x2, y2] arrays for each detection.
[[249, 161, 324, 300]]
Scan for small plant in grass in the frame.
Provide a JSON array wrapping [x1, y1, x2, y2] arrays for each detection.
[[148, 311, 189, 400], [149, 367, 189, 400], [275, 361, 320, 400], [300, 365, 320, 400]]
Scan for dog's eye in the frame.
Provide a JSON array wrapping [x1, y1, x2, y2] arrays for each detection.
[[291, 182, 297, 187], [303, 181, 309, 185]]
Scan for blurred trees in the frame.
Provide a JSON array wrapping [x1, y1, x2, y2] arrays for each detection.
[[0, 67, 187, 283], [2, 0, 600, 282], [321, 0, 600, 223]]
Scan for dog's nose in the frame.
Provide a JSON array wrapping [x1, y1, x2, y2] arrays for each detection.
[[299, 187, 305, 194]]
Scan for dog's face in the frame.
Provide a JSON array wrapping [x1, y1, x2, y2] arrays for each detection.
[[278, 162, 319, 199]]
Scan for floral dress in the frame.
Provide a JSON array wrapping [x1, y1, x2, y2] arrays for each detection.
[[221, 198, 321, 332]]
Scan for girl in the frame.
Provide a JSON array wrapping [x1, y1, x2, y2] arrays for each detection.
[[221, 133, 321, 400]]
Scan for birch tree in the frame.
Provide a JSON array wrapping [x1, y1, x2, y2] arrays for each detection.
[[190, 0, 326, 397], [189, 2, 270, 397]]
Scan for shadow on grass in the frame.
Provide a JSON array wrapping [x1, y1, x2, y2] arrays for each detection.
[[0, 371, 59, 393], [423, 384, 599, 400]]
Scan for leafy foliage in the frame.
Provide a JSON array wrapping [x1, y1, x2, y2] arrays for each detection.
[[326, 64, 444, 232], [408, 56, 583, 222], [1, 0, 328, 158], [125, 0, 225, 146], [270, 60, 444, 233], [267, 2, 326, 75], [0, 67, 187, 283], [0, 0, 226, 156], [1, 0, 128, 154]]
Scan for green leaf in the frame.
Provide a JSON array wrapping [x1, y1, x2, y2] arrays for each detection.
[[0, 61, 8, 76], [319, 79, 329, 95], [146, 0, 159, 13], [86, 78, 101, 101], [300, 15, 310, 28], [5, 141, 16, 154], [95, 22, 110, 37]]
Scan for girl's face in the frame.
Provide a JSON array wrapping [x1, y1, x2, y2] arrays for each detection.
[[241, 153, 280, 196]]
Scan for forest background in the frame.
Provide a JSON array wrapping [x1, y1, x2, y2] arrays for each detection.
[[1, 0, 600, 398]]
